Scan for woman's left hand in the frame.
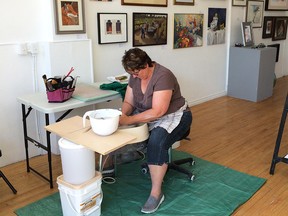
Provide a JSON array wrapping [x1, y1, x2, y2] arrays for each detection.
[[119, 113, 131, 125]]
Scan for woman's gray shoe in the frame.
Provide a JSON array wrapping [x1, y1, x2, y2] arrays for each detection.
[[141, 194, 164, 214]]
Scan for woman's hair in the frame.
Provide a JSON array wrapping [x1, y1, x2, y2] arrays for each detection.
[[122, 48, 153, 72]]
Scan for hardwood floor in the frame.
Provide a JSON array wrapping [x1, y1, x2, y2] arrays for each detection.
[[2, 76, 288, 215]]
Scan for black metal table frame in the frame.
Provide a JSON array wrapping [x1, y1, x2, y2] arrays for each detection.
[[21, 104, 73, 188]]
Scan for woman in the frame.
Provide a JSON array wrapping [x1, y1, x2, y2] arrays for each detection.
[[120, 48, 192, 214]]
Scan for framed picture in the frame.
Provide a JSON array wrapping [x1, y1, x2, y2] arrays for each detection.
[[132, 13, 168, 47], [232, 0, 247, 6], [267, 43, 280, 62], [54, 0, 86, 34], [207, 8, 227, 45], [246, 0, 264, 28], [272, 17, 288, 41], [121, 0, 167, 7], [265, 0, 288, 11], [174, 0, 194, 5], [97, 13, 128, 44], [262, 16, 274, 38], [241, 22, 254, 46], [174, 13, 204, 49]]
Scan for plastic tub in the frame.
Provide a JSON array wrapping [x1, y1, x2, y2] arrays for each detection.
[[57, 172, 102, 216], [59, 138, 95, 185]]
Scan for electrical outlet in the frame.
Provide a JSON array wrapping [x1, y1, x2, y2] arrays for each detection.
[[27, 43, 39, 54], [16, 43, 28, 55]]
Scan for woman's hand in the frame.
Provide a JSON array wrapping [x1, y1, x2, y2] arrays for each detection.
[[119, 113, 131, 125]]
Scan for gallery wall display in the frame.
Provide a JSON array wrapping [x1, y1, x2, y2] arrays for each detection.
[[265, 0, 288, 11], [54, 0, 86, 34], [97, 13, 128, 44], [174, 13, 204, 49], [246, 0, 264, 28], [207, 8, 227, 45], [272, 17, 288, 41], [232, 0, 247, 7], [174, 0, 194, 5], [262, 16, 274, 38], [241, 22, 254, 46], [132, 13, 168, 47], [121, 0, 167, 7]]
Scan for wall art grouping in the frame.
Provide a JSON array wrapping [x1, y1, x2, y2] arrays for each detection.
[[262, 16, 288, 41]]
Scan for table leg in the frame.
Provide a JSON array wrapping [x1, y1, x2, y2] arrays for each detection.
[[45, 114, 53, 189], [21, 104, 30, 173]]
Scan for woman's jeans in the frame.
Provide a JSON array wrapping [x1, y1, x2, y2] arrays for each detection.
[[147, 110, 193, 165]]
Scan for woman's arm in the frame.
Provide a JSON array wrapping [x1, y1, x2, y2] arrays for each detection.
[[119, 89, 172, 125]]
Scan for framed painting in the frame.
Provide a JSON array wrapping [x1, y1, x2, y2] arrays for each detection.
[[265, 0, 288, 11], [121, 0, 167, 7], [241, 22, 254, 46], [174, 0, 194, 5], [174, 13, 204, 49], [232, 0, 247, 6], [267, 43, 280, 62], [97, 13, 128, 44], [54, 0, 86, 34], [207, 8, 227, 45], [272, 17, 288, 41], [262, 16, 274, 38], [132, 13, 168, 47], [246, 0, 264, 28]]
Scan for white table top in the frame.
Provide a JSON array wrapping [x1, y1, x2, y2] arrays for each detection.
[[17, 83, 121, 114]]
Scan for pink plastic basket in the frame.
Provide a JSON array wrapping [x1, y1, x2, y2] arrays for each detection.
[[46, 87, 75, 103]]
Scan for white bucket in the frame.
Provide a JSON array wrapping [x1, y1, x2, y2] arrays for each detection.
[[59, 138, 95, 185], [57, 173, 102, 216]]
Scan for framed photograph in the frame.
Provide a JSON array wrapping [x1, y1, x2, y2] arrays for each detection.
[[54, 0, 86, 34], [267, 43, 280, 62], [174, 13, 204, 49], [232, 0, 247, 6], [132, 13, 168, 47], [174, 0, 194, 5], [265, 0, 288, 11], [246, 0, 264, 28], [121, 0, 167, 7], [241, 22, 254, 46], [272, 17, 288, 41], [97, 13, 128, 44], [262, 16, 274, 38]]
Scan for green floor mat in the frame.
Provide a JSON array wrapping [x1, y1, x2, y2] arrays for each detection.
[[15, 150, 266, 216]]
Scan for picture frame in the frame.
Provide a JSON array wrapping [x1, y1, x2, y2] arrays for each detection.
[[132, 13, 168, 47], [232, 0, 247, 6], [207, 8, 227, 46], [262, 16, 274, 38], [265, 0, 288, 11], [97, 13, 128, 44], [267, 43, 280, 62], [246, 0, 264, 28], [241, 22, 254, 47], [272, 17, 288, 41], [54, 0, 86, 34], [174, 13, 204, 49], [121, 0, 167, 7], [174, 0, 194, 5]]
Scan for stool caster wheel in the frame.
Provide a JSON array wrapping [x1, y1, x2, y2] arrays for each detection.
[[189, 174, 195, 181], [141, 163, 149, 174]]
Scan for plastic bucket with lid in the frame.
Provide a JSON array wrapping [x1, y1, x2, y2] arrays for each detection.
[[59, 138, 95, 185]]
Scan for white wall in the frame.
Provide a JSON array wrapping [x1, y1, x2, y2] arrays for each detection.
[[1, 0, 288, 167]]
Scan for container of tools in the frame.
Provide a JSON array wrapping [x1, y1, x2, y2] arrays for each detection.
[[43, 67, 77, 103]]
